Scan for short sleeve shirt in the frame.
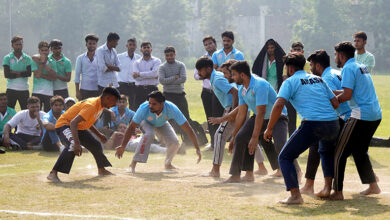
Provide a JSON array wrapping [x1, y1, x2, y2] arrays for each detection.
[[238, 74, 287, 119], [31, 58, 57, 96], [278, 70, 338, 121], [110, 106, 135, 127], [56, 97, 104, 130], [355, 51, 375, 73], [42, 109, 64, 139], [211, 47, 245, 67], [210, 70, 234, 109], [2, 52, 32, 90], [341, 58, 381, 121], [132, 101, 187, 127], [7, 109, 45, 136], [0, 107, 16, 135], [49, 54, 72, 90]]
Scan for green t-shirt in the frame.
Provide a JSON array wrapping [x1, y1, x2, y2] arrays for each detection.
[[31, 58, 57, 96], [355, 51, 375, 73], [267, 59, 278, 91], [2, 52, 32, 91], [0, 107, 16, 135], [48, 54, 72, 90]]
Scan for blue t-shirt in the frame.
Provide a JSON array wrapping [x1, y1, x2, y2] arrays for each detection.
[[132, 101, 187, 127], [211, 47, 244, 67], [321, 67, 351, 119], [210, 70, 235, 109], [110, 106, 135, 128], [341, 58, 382, 121], [238, 74, 287, 119], [41, 109, 64, 144], [278, 70, 338, 121]]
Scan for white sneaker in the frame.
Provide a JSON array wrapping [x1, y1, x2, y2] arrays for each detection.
[[203, 144, 214, 152]]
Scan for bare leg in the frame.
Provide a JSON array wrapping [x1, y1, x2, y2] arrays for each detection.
[[278, 188, 304, 204], [202, 164, 220, 177], [315, 177, 332, 198], [130, 161, 137, 174], [300, 178, 314, 195], [254, 162, 268, 175], [241, 171, 255, 182], [360, 182, 381, 195], [47, 170, 61, 182]]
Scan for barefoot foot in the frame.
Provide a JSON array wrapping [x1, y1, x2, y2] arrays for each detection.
[[47, 172, 61, 183], [278, 195, 304, 204], [223, 175, 241, 183], [330, 191, 344, 200]]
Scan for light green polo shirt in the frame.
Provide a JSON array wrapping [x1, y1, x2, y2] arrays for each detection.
[[31, 58, 57, 96], [2, 52, 32, 91], [267, 59, 278, 91], [48, 54, 72, 90], [355, 51, 375, 73], [0, 107, 16, 135]]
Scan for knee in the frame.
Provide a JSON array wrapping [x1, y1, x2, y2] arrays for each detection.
[[143, 132, 155, 141]]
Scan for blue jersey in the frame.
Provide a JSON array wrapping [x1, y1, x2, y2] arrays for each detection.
[[42, 109, 64, 143], [210, 70, 235, 108], [238, 74, 287, 119], [132, 101, 187, 127], [109, 106, 135, 128], [278, 70, 338, 121], [211, 47, 244, 67], [341, 58, 381, 121], [321, 67, 351, 120]]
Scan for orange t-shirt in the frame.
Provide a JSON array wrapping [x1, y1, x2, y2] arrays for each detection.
[[55, 97, 104, 130]]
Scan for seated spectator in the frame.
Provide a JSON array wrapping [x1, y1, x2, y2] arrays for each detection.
[[0, 93, 16, 154], [109, 94, 135, 129], [41, 96, 65, 151], [64, 97, 76, 110], [3, 96, 45, 150]]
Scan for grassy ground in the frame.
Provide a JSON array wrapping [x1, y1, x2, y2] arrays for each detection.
[[0, 71, 389, 219]]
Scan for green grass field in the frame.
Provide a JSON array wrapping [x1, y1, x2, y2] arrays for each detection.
[[0, 71, 389, 219]]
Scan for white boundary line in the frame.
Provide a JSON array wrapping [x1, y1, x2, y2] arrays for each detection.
[[0, 209, 137, 220]]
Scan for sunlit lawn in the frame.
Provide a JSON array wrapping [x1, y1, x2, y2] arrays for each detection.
[[0, 71, 389, 219]]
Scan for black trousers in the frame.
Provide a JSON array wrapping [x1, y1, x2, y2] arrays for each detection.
[[333, 118, 381, 191], [54, 89, 69, 99], [164, 92, 191, 144], [41, 132, 59, 152], [286, 102, 297, 136], [134, 85, 158, 110], [6, 89, 29, 110], [305, 118, 345, 180], [80, 89, 100, 100], [229, 115, 280, 176], [52, 125, 112, 174], [118, 82, 137, 111], [31, 93, 52, 112], [9, 133, 41, 150], [201, 88, 224, 147]]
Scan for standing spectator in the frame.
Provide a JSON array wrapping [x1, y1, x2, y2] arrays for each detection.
[[211, 31, 244, 69], [41, 96, 65, 151], [2, 35, 32, 110], [0, 94, 16, 153], [75, 34, 100, 100], [117, 38, 141, 111], [353, 31, 375, 73], [49, 39, 72, 98], [96, 32, 121, 93], [31, 41, 57, 112], [133, 41, 161, 109]]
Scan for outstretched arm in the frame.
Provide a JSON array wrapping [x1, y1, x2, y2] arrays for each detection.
[[180, 121, 201, 163]]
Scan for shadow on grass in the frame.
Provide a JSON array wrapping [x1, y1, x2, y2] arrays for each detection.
[[267, 194, 390, 217], [50, 176, 112, 190], [133, 171, 198, 182]]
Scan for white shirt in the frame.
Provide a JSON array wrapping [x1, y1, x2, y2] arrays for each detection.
[[117, 52, 141, 83], [74, 52, 99, 91], [133, 56, 161, 86], [7, 110, 45, 136], [194, 52, 213, 89], [96, 43, 120, 87]]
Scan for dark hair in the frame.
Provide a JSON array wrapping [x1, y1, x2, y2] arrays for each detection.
[[27, 96, 40, 105], [220, 59, 237, 70], [334, 41, 356, 60], [127, 37, 136, 43], [141, 41, 152, 48], [102, 87, 121, 99], [230, 61, 251, 77], [164, 46, 175, 54], [284, 52, 306, 70], [195, 57, 214, 70], [49, 39, 62, 48], [11, 35, 23, 44], [221, 31, 234, 40], [107, 32, 120, 42], [85, 34, 99, 43], [119, 94, 128, 101], [202, 35, 216, 44], [38, 41, 50, 49], [291, 41, 304, 49], [266, 39, 276, 47], [0, 93, 7, 98], [353, 31, 367, 41], [50, 95, 65, 106], [307, 50, 330, 69], [147, 90, 166, 103]]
